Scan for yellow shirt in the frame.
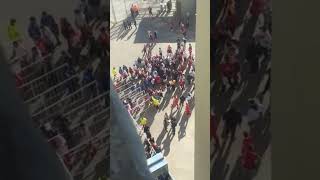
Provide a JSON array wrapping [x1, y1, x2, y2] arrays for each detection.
[[112, 68, 117, 77], [152, 96, 160, 106], [7, 24, 20, 42]]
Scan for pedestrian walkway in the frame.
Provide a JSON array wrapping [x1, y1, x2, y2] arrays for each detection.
[[111, 9, 196, 179]]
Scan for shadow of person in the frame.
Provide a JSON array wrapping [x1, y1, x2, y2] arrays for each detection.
[[156, 127, 167, 146], [126, 28, 138, 41], [211, 138, 234, 180], [161, 132, 174, 156]]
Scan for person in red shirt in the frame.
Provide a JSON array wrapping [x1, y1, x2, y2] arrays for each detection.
[[185, 102, 191, 116], [98, 26, 109, 57], [241, 145, 258, 172], [179, 77, 185, 90], [171, 95, 179, 110], [220, 54, 240, 91], [242, 131, 254, 154]]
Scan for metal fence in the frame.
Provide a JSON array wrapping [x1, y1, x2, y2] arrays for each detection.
[[30, 81, 99, 124], [19, 63, 69, 101]]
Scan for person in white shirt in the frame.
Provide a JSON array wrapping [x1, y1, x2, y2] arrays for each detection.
[[246, 98, 265, 124]]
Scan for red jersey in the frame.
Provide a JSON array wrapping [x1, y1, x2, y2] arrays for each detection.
[[155, 75, 161, 84], [242, 150, 257, 170]]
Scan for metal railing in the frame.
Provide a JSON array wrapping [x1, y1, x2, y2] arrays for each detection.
[[19, 63, 69, 101], [30, 81, 99, 124]]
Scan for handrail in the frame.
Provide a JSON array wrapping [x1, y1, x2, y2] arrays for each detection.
[[63, 91, 109, 117], [19, 63, 67, 88], [24, 73, 81, 104], [18, 53, 53, 72], [30, 81, 97, 117]]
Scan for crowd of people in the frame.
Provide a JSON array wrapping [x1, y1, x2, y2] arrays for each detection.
[[112, 35, 195, 159], [211, 0, 271, 178], [6, 0, 110, 179]]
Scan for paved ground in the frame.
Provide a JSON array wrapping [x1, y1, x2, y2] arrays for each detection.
[[110, 10, 196, 180], [210, 0, 272, 180]]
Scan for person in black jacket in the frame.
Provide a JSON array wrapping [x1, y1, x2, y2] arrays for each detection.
[[223, 107, 242, 141], [28, 16, 42, 42], [246, 37, 260, 74]]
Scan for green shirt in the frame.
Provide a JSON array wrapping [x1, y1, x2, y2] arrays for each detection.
[[7, 24, 20, 42]]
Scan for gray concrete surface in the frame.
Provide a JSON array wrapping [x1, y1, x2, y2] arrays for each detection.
[[110, 9, 196, 179]]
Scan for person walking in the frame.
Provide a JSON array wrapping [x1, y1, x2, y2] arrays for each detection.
[[40, 25, 55, 53], [7, 19, 21, 43], [148, 6, 153, 16], [171, 95, 179, 110], [60, 18, 75, 50], [246, 38, 260, 74], [246, 99, 265, 126], [133, 19, 137, 28], [153, 31, 158, 41], [123, 21, 127, 30], [220, 55, 240, 91], [164, 113, 170, 132], [242, 131, 254, 153], [185, 102, 191, 116], [28, 17, 42, 42], [188, 43, 192, 59], [127, 20, 132, 29], [74, 9, 89, 44], [179, 94, 186, 107], [179, 77, 185, 91], [159, 48, 163, 57], [241, 145, 259, 177], [170, 116, 177, 135], [40, 11, 61, 46]]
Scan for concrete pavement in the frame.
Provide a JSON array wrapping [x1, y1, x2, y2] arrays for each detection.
[[111, 10, 196, 180]]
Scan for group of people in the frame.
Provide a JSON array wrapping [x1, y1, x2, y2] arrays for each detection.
[[112, 37, 195, 159], [211, 0, 271, 177], [7, 0, 110, 179], [143, 125, 162, 158]]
